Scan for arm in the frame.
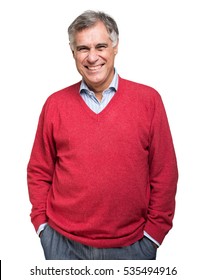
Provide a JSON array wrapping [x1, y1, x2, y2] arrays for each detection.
[[144, 94, 178, 244], [27, 100, 56, 232]]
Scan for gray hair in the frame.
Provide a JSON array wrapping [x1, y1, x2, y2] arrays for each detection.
[[68, 10, 119, 49]]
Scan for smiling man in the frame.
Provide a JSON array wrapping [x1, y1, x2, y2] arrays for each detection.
[[70, 20, 118, 101], [27, 10, 178, 260]]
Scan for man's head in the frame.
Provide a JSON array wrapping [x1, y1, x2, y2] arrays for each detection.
[[68, 10, 119, 93], [68, 10, 119, 50]]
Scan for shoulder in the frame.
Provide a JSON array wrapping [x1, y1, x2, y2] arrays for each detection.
[[119, 76, 160, 99], [40, 81, 81, 117], [118, 76, 165, 114], [42, 81, 81, 109], [46, 81, 81, 103]]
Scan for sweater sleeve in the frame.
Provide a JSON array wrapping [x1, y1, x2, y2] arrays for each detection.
[[27, 99, 56, 231], [144, 93, 178, 244]]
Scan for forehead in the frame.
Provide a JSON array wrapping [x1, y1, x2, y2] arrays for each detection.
[[74, 21, 111, 46]]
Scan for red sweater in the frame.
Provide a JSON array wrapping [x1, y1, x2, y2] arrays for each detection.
[[27, 76, 178, 247]]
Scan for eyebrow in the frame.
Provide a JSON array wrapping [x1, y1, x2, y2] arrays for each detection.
[[76, 45, 89, 51], [76, 43, 109, 51], [96, 43, 108, 48]]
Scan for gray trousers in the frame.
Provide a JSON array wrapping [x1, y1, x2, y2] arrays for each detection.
[[40, 225, 157, 260]]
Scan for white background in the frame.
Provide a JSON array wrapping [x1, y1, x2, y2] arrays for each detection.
[[0, 0, 204, 279]]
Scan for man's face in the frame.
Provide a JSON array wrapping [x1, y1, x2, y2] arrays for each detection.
[[71, 21, 118, 93]]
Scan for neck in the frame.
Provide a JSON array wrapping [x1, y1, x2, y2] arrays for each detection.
[[94, 91, 103, 101], [84, 70, 115, 101], [87, 83, 108, 97]]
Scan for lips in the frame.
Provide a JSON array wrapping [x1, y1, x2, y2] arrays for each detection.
[[85, 65, 103, 71]]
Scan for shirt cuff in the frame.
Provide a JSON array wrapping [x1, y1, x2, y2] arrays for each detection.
[[37, 223, 47, 236], [144, 231, 160, 247]]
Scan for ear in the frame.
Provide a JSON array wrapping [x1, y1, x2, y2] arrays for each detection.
[[113, 39, 119, 55], [69, 43, 75, 57]]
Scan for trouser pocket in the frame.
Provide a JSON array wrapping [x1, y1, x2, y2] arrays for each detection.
[[137, 236, 157, 260]]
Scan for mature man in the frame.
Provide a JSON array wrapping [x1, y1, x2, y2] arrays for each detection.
[[27, 10, 178, 260]]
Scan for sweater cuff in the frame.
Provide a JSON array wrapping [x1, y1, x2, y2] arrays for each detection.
[[144, 221, 168, 245], [144, 231, 160, 247], [31, 214, 48, 232]]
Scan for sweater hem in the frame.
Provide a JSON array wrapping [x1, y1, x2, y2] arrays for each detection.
[[48, 220, 144, 248]]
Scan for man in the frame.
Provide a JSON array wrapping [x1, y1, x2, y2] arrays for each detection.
[[27, 10, 178, 260]]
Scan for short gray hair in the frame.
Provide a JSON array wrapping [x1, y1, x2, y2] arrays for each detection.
[[68, 10, 119, 49]]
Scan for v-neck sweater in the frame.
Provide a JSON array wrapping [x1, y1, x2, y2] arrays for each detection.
[[27, 76, 178, 247]]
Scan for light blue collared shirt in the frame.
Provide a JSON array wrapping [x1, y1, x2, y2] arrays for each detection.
[[80, 70, 118, 114]]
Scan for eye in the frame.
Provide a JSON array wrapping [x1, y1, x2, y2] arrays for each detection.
[[98, 47, 105, 51], [96, 44, 108, 51], [77, 46, 89, 53]]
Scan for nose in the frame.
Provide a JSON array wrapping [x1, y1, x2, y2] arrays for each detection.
[[87, 49, 98, 63]]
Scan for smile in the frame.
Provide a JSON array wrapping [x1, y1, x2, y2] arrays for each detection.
[[85, 65, 104, 71]]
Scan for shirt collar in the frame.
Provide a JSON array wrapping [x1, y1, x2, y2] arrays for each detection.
[[80, 69, 118, 94]]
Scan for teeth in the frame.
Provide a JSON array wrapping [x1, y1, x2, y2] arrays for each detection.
[[87, 65, 101, 71]]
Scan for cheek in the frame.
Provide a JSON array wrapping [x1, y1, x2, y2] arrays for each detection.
[[74, 52, 84, 63], [105, 55, 115, 66], [74, 57, 84, 70], [105, 50, 115, 61]]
